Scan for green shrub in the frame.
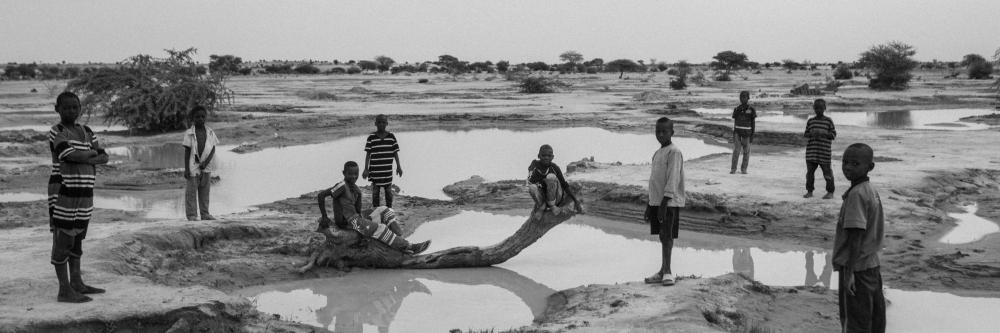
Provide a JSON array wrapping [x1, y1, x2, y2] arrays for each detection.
[[264, 64, 293, 74], [518, 77, 564, 93], [347, 67, 361, 74], [669, 78, 687, 90], [833, 65, 853, 79], [968, 61, 993, 79], [714, 72, 731, 81], [858, 41, 917, 90], [66, 48, 232, 132], [293, 64, 320, 74]]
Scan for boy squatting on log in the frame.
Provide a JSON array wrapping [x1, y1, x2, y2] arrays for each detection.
[[317, 161, 431, 254]]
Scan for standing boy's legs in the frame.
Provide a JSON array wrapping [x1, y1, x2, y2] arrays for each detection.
[[731, 132, 743, 173], [198, 172, 213, 219], [383, 185, 393, 208], [838, 267, 886, 333], [51, 230, 91, 303], [185, 174, 200, 220], [739, 136, 751, 173], [820, 163, 835, 194], [372, 184, 382, 208], [805, 161, 819, 194]]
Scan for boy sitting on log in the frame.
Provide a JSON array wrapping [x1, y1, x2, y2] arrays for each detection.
[[318, 161, 430, 254], [527, 144, 583, 218]]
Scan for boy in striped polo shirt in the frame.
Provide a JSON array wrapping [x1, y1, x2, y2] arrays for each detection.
[[804, 99, 837, 199], [362, 114, 402, 208], [47, 92, 108, 303]]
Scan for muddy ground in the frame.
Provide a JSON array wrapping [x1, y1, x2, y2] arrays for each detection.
[[1, 70, 998, 332]]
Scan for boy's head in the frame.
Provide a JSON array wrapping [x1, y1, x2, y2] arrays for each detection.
[[55, 92, 81, 124], [375, 114, 388, 132], [813, 99, 826, 116], [842, 143, 874, 182], [190, 106, 208, 127], [739, 91, 750, 105], [343, 161, 359, 184], [655, 117, 674, 146], [537, 144, 554, 165]]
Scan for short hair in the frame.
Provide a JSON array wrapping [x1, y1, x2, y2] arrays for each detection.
[[656, 117, 673, 128], [375, 114, 388, 121], [814, 98, 826, 106], [538, 144, 553, 154], [344, 161, 359, 171], [739, 90, 750, 98], [56, 91, 79, 107], [189, 105, 208, 117], [845, 143, 874, 161]]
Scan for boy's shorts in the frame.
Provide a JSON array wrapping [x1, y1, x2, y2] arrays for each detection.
[[51, 228, 85, 265], [646, 205, 680, 239]]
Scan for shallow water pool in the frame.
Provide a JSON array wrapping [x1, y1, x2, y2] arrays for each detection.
[[756, 108, 995, 131], [938, 203, 999, 244], [242, 210, 1000, 332]]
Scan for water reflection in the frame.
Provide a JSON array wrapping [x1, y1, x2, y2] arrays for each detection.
[[756, 109, 995, 130], [106, 143, 186, 169]]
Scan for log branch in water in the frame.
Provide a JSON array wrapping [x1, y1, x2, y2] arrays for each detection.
[[298, 203, 578, 272]]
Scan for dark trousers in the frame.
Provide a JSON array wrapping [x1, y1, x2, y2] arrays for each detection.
[[372, 184, 393, 208], [806, 161, 835, 193], [838, 267, 886, 333], [731, 134, 751, 172]]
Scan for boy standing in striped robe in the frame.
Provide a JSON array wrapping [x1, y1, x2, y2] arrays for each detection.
[[804, 99, 837, 199], [362, 114, 403, 208], [47, 92, 109, 303]]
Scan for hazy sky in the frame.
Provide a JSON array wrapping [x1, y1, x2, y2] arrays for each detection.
[[3, 0, 999, 64]]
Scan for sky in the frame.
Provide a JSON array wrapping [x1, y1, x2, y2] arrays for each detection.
[[3, 0, 999, 65]]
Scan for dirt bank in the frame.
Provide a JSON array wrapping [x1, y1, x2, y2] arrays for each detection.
[[523, 273, 837, 333]]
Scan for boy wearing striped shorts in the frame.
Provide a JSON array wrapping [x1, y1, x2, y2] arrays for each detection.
[[48, 92, 108, 303], [319, 161, 430, 254], [362, 114, 402, 208], [804, 99, 837, 199]]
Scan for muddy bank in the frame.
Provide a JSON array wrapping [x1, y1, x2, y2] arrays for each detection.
[[524, 273, 837, 333], [691, 123, 808, 147]]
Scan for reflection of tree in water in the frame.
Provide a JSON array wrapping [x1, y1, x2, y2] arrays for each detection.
[[259, 267, 555, 333], [804, 251, 834, 288], [732, 247, 754, 279], [868, 110, 913, 129]]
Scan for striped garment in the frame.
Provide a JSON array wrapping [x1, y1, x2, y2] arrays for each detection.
[[48, 124, 100, 231], [805, 115, 836, 164], [364, 132, 400, 186]]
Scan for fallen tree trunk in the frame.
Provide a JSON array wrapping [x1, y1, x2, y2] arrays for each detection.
[[298, 203, 578, 272]]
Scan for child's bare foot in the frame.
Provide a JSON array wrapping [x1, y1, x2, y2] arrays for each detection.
[[406, 240, 431, 255], [644, 272, 663, 284], [201, 215, 216, 220], [57, 287, 92, 303]]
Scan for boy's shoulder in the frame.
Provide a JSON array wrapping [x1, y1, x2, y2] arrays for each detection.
[[846, 181, 879, 204]]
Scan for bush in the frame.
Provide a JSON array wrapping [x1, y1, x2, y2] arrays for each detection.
[[294, 90, 337, 100], [264, 64, 293, 74], [237, 67, 252, 75], [66, 48, 232, 132], [327, 67, 347, 74], [833, 65, 853, 80], [968, 61, 993, 79], [714, 72, 731, 81], [858, 41, 918, 90], [518, 77, 565, 93], [418, 78, 429, 83], [293, 64, 320, 74], [666, 68, 679, 76], [669, 78, 687, 90], [346, 67, 361, 74]]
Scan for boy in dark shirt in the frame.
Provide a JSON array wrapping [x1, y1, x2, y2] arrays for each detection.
[[319, 161, 429, 254], [48, 92, 109, 303], [731, 91, 756, 174], [527, 144, 583, 217], [833, 143, 886, 333]]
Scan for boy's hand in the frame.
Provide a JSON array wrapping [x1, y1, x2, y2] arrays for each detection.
[[362, 170, 369, 179], [845, 271, 856, 296], [396, 167, 403, 177]]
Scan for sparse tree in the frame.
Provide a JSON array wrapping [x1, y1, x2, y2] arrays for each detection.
[[606, 59, 642, 78], [374, 55, 395, 72], [712, 51, 749, 75], [496, 60, 510, 72], [960, 54, 987, 67], [358, 60, 379, 71], [858, 41, 918, 90], [208, 54, 243, 74], [559, 51, 584, 64]]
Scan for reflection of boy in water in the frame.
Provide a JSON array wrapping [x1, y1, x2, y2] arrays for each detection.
[[731, 247, 755, 279], [313, 277, 430, 333], [318, 161, 430, 254], [805, 251, 835, 288]]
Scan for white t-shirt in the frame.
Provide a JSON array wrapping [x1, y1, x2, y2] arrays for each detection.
[[181, 126, 220, 175]]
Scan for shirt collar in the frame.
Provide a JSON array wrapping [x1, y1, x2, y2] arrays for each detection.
[[843, 177, 870, 199]]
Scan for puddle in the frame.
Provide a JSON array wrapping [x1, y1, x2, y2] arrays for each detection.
[[96, 128, 728, 218], [0, 192, 46, 202], [938, 203, 999, 244], [242, 211, 840, 331], [756, 108, 996, 130], [242, 210, 1000, 332]]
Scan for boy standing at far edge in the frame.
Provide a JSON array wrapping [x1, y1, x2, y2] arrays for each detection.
[[363, 114, 402, 208], [833, 143, 885, 333], [731, 91, 756, 174], [644, 117, 686, 286], [804, 98, 836, 199]]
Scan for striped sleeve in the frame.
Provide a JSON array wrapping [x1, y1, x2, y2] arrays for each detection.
[[364, 134, 375, 152], [390, 133, 399, 152]]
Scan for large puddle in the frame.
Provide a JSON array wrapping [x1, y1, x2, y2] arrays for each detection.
[[241, 211, 1000, 332], [938, 203, 999, 244], [0, 123, 129, 133], [62, 127, 727, 218], [753, 108, 996, 131]]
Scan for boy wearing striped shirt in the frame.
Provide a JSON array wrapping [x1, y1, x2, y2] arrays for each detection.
[[362, 114, 403, 208], [804, 99, 837, 199], [47, 92, 108, 303]]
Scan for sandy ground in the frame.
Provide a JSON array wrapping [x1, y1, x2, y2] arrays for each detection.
[[1, 70, 998, 332]]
